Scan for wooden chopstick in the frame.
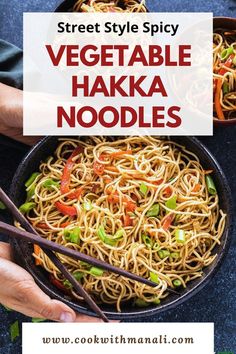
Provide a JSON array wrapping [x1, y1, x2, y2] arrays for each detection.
[[0, 220, 179, 295], [0, 188, 109, 322]]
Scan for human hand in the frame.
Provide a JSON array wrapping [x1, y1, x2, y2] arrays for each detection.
[[0, 242, 102, 322], [0, 83, 39, 145]]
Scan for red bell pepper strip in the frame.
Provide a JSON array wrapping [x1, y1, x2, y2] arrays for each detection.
[[61, 146, 83, 195], [55, 201, 77, 216], [218, 54, 234, 75]]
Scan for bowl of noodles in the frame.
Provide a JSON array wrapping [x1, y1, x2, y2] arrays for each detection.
[[55, 0, 148, 13], [213, 17, 236, 125], [10, 136, 232, 319]]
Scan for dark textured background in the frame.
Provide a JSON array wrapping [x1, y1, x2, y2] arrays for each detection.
[[0, 1, 236, 353]]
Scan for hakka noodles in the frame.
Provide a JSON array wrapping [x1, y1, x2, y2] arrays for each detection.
[[17, 136, 226, 311], [213, 28, 236, 120], [73, 0, 147, 13]]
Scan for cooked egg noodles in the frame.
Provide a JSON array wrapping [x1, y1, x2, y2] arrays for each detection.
[[18, 136, 226, 311], [213, 28, 236, 120], [73, 0, 147, 13]]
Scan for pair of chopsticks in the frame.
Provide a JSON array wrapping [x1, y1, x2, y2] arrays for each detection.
[[0, 188, 179, 322]]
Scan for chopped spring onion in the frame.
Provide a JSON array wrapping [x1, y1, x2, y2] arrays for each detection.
[[43, 179, 59, 189], [223, 82, 229, 94], [0, 201, 6, 210], [165, 195, 177, 210], [175, 229, 186, 244], [221, 46, 233, 61], [158, 249, 170, 259], [80, 261, 90, 268], [25, 172, 40, 188], [90, 267, 104, 276], [73, 271, 84, 281], [114, 229, 125, 239], [153, 298, 161, 304], [32, 318, 46, 323], [139, 182, 148, 196], [26, 186, 35, 201], [141, 234, 153, 248], [63, 279, 72, 288], [19, 202, 36, 214], [146, 203, 160, 217], [83, 201, 93, 211], [64, 227, 81, 244], [150, 271, 159, 284], [170, 252, 180, 259], [63, 271, 84, 288], [10, 321, 19, 342], [205, 175, 217, 195], [173, 279, 182, 287], [97, 226, 117, 246], [153, 242, 160, 251], [135, 298, 150, 307]]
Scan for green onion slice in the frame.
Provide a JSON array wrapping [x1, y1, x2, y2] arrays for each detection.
[[63, 279, 72, 289], [43, 179, 59, 189], [153, 298, 161, 305], [150, 271, 159, 284], [139, 182, 148, 196], [97, 226, 117, 246], [90, 267, 103, 276], [223, 82, 229, 94], [158, 249, 170, 259], [135, 298, 150, 307], [170, 252, 180, 259], [10, 321, 19, 342], [73, 271, 84, 281], [83, 201, 93, 211], [19, 202, 36, 214], [205, 175, 217, 195], [25, 172, 40, 188], [64, 227, 81, 244], [141, 234, 153, 248], [165, 195, 177, 210], [146, 203, 160, 217], [175, 229, 186, 244], [0, 201, 6, 210], [221, 47, 233, 61], [114, 229, 125, 239], [173, 279, 182, 287]]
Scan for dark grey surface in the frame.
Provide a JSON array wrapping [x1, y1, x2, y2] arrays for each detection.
[[0, 1, 235, 353]]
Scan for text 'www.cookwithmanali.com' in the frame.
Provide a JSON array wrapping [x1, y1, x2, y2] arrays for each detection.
[[22, 323, 214, 354]]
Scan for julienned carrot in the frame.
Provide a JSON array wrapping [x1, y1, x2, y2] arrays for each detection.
[[163, 186, 172, 197], [110, 150, 133, 158], [192, 183, 201, 192], [214, 78, 225, 120], [105, 166, 119, 172], [123, 214, 133, 227], [162, 213, 174, 230], [33, 245, 42, 266], [204, 170, 213, 175]]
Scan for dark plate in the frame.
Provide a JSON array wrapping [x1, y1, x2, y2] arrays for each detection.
[[9, 136, 233, 320]]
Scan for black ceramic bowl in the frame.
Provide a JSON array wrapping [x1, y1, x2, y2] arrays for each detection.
[[9, 136, 232, 320]]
